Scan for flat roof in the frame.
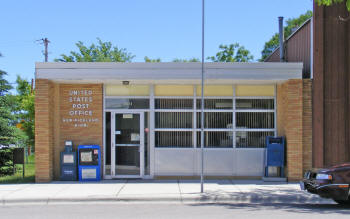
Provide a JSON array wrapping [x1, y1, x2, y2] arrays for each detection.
[[35, 62, 303, 84]]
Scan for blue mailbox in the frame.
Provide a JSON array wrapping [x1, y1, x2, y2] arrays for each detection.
[[78, 145, 101, 181], [265, 136, 285, 177]]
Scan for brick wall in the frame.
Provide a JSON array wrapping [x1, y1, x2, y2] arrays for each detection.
[[35, 82, 103, 182], [302, 80, 312, 173], [277, 79, 312, 181], [35, 79, 54, 182]]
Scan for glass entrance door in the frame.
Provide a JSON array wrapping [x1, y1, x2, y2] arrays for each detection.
[[111, 112, 144, 177]]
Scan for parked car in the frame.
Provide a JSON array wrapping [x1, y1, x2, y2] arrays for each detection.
[[300, 163, 350, 204]]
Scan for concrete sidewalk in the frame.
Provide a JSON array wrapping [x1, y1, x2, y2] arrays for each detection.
[[0, 180, 335, 205]]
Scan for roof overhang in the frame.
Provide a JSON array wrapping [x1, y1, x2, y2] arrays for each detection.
[[35, 62, 303, 84]]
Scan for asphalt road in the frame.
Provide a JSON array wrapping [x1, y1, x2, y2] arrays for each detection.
[[1, 202, 350, 219]]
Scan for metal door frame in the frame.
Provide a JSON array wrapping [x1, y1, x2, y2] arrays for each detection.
[[111, 110, 144, 178]]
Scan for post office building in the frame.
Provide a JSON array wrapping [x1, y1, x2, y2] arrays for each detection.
[[34, 62, 312, 182]]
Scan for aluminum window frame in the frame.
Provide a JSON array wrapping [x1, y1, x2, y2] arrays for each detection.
[[103, 85, 278, 178], [153, 85, 276, 149], [233, 89, 276, 148]]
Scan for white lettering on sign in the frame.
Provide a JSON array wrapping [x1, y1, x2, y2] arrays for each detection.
[[64, 89, 98, 128], [69, 90, 93, 96]]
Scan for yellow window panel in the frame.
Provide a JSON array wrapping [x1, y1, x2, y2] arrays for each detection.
[[196, 85, 233, 96], [155, 85, 193, 96], [236, 85, 274, 96], [105, 85, 149, 96]]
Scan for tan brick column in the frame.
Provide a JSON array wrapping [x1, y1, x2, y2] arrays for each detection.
[[302, 79, 312, 173], [277, 79, 312, 181], [285, 79, 303, 181], [35, 79, 54, 182]]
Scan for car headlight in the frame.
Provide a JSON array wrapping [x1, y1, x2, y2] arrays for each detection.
[[316, 173, 332, 180]]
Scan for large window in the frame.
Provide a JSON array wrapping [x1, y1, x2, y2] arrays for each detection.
[[195, 101, 233, 148], [154, 96, 275, 148], [235, 98, 275, 148], [150, 86, 275, 148], [155, 99, 193, 148]]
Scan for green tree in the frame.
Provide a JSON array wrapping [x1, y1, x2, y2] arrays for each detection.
[[55, 38, 135, 62], [0, 70, 27, 146], [207, 43, 253, 62], [260, 10, 313, 61], [15, 76, 35, 148], [316, 0, 350, 11], [172, 58, 200, 62], [144, 56, 161, 62]]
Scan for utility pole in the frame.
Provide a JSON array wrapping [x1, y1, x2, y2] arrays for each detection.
[[200, 0, 205, 193], [36, 38, 50, 62]]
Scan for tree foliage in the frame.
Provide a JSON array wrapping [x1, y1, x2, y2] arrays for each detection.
[[144, 57, 200, 62], [55, 38, 135, 62], [172, 58, 200, 62], [316, 0, 350, 11], [207, 43, 253, 62], [144, 56, 161, 62], [260, 10, 312, 61], [15, 76, 35, 147], [0, 70, 27, 146]]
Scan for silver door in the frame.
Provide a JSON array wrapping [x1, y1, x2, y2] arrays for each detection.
[[111, 112, 144, 178]]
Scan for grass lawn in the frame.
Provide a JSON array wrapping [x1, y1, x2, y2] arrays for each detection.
[[0, 154, 35, 184]]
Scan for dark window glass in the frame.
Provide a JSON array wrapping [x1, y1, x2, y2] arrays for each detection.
[[197, 112, 232, 129], [156, 112, 192, 128], [236, 112, 274, 129], [155, 99, 193, 109], [196, 99, 233, 109], [196, 131, 233, 148], [236, 131, 274, 148], [236, 99, 274, 109], [155, 131, 192, 148]]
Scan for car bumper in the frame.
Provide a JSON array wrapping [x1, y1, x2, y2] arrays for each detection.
[[300, 181, 349, 200]]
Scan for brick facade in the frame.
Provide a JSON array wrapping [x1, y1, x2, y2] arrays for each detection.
[[35, 78, 311, 182], [35, 80, 103, 182], [277, 79, 312, 181], [35, 79, 54, 182]]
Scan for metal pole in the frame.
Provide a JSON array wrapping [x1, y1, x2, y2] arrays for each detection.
[[278, 17, 284, 62], [200, 0, 205, 193]]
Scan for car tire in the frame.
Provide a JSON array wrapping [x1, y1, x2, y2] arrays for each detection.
[[333, 199, 350, 205]]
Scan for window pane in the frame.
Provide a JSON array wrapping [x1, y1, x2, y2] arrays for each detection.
[[236, 99, 274, 109], [197, 112, 232, 129], [155, 99, 193, 109], [236, 131, 274, 148], [156, 112, 192, 128], [236, 112, 274, 129], [197, 131, 233, 148], [105, 98, 149, 109], [155, 131, 192, 148], [196, 99, 233, 109]]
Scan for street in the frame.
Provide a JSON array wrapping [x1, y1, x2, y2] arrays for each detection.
[[1, 202, 350, 219]]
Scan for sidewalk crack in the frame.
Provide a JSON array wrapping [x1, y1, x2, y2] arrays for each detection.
[[177, 180, 183, 203], [47, 183, 73, 204], [115, 180, 127, 199]]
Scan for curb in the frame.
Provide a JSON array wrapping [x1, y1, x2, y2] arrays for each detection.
[[1, 194, 335, 205]]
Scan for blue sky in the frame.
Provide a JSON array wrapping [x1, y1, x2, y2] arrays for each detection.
[[0, 0, 312, 86]]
